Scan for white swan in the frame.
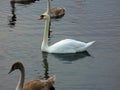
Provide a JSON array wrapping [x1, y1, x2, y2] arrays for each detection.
[[9, 62, 55, 90], [38, 7, 95, 53]]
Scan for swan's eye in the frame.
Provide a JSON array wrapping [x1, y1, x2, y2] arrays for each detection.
[[41, 15, 45, 18]]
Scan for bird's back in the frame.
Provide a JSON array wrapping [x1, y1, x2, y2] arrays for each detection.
[[23, 79, 54, 90], [48, 39, 89, 53]]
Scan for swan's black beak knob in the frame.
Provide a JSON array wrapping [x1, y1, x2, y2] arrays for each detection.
[[38, 15, 44, 20]]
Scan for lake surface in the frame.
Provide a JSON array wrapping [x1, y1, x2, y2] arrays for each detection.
[[0, 0, 120, 90]]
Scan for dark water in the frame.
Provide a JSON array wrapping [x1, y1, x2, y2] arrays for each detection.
[[0, 0, 120, 90]]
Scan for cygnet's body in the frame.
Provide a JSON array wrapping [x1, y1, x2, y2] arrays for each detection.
[[9, 62, 55, 90]]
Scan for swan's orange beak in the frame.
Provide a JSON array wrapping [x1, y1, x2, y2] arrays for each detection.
[[38, 16, 43, 20]]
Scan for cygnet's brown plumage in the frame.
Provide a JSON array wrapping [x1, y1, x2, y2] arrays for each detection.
[[47, 0, 65, 18], [9, 62, 55, 90], [50, 7, 65, 18]]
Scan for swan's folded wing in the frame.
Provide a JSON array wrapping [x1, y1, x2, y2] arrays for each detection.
[[48, 39, 87, 53]]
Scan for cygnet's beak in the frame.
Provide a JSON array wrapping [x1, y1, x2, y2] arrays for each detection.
[[8, 68, 13, 74]]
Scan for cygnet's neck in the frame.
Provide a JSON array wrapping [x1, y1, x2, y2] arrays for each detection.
[[16, 66, 25, 90]]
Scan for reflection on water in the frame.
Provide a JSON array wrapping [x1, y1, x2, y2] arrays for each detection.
[[51, 51, 91, 63], [41, 52, 55, 90], [42, 52, 49, 79], [10, 0, 39, 4], [8, 2, 16, 28], [41, 51, 91, 75], [8, 0, 39, 28]]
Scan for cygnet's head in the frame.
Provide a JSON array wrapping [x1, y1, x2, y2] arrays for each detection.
[[8, 62, 24, 74]]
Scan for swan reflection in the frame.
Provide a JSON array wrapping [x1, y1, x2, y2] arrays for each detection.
[[8, 2, 16, 28], [8, 0, 39, 28], [42, 52, 49, 79], [10, 0, 38, 4], [41, 52, 55, 90], [51, 51, 91, 62]]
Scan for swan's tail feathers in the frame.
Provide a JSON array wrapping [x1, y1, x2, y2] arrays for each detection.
[[86, 41, 95, 47]]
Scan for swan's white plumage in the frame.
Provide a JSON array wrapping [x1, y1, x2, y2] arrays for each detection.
[[39, 0, 95, 54], [46, 39, 95, 53], [39, 14, 95, 53]]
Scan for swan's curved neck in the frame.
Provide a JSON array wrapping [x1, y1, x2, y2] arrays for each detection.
[[16, 66, 25, 90], [41, 15, 50, 51], [46, 0, 51, 14]]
